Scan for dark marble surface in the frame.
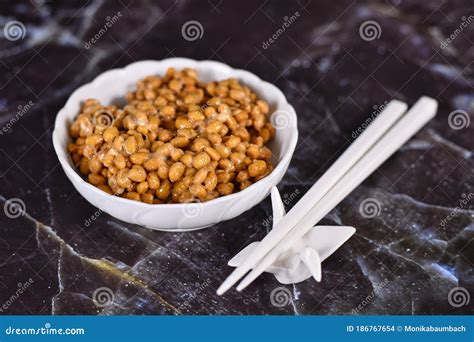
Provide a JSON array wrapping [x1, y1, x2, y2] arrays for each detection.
[[0, 0, 473, 315]]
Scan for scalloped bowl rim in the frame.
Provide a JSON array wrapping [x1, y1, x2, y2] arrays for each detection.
[[52, 58, 298, 212]]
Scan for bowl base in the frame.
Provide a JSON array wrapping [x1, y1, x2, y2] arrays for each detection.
[[142, 223, 214, 232]]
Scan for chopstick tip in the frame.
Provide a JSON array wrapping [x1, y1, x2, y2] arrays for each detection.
[[216, 285, 226, 296], [217, 278, 234, 295], [236, 279, 251, 292], [420, 96, 438, 112]]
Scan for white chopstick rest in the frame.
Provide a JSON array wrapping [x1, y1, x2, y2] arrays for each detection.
[[217, 99, 409, 295], [235, 97, 438, 291], [227, 187, 356, 284]]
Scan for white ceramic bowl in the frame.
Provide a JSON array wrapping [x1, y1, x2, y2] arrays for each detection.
[[52, 58, 298, 231]]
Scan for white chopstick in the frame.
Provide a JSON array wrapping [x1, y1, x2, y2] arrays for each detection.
[[216, 99, 409, 295], [236, 96, 438, 291], [218, 100, 408, 295]]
